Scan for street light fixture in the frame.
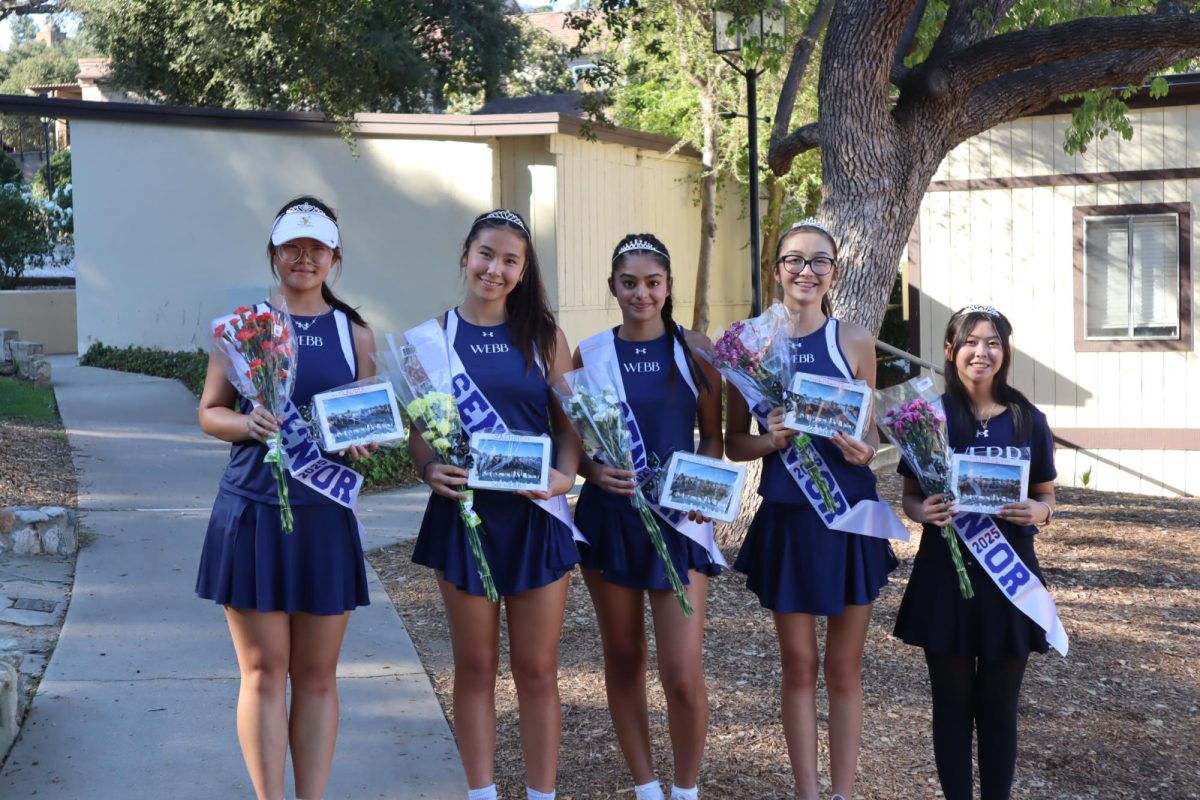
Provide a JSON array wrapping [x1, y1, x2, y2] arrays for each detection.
[[713, 6, 784, 317]]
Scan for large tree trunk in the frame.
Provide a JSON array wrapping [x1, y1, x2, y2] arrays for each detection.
[[759, 172, 785, 308], [691, 82, 719, 335]]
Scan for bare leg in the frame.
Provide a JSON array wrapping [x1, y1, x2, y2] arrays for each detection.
[[582, 569, 655, 785], [773, 613, 820, 800], [439, 573, 502, 790], [225, 607, 291, 800], [648, 573, 710, 790], [288, 611, 351, 800], [824, 604, 873, 800], [505, 573, 570, 793]]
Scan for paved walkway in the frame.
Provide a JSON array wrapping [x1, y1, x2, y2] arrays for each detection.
[[0, 357, 465, 799]]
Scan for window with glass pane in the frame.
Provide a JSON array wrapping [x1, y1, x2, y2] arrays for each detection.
[[1083, 213, 1180, 339]]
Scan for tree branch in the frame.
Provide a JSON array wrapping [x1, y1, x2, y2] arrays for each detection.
[[925, 0, 1020, 65], [890, 0, 928, 86], [767, 122, 820, 175], [935, 12, 1200, 98], [959, 46, 1192, 141], [770, 0, 835, 149]]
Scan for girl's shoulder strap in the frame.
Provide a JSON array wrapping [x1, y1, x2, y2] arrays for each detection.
[[577, 328, 615, 366], [825, 318, 853, 380], [333, 309, 356, 375]]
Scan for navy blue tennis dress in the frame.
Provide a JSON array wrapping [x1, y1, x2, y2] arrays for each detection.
[[734, 318, 898, 615], [195, 307, 371, 615], [411, 312, 580, 597], [893, 404, 1056, 659], [575, 330, 721, 589]]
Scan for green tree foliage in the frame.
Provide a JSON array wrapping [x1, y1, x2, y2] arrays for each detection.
[[506, 18, 576, 98], [0, 35, 95, 152], [74, 0, 522, 120], [30, 145, 67, 197], [9, 12, 37, 44]]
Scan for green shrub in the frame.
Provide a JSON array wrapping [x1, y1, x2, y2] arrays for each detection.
[[354, 445, 419, 493], [0, 151, 22, 186], [32, 148, 70, 199], [0, 183, 54, 289], [80, 342, 209, 397]]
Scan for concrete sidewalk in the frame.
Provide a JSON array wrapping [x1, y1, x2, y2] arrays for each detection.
[[0, 357, 465, 799]]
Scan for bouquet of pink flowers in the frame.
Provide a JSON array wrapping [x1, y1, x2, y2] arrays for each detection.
[[698, 304, 837, 514], [212, 300, 298, 533], [553, 363, 693, 615], [875, 377, 973, 598]]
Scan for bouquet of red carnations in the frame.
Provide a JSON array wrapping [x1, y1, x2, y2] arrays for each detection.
[[212, 301, 298, 533]]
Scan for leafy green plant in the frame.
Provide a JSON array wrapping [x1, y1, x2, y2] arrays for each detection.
[[353, 445, 419, 493], [0, 151, 22, 186], [32, 149, 71, 200], [1079, 465, 1092, 489], [0, 183, 54, 289]]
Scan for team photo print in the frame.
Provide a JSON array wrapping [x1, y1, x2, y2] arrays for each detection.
[[784, 372, 871, 440], [467, 432, 552, 493], [658, 452, 747, 523], [310, 380, 406, 452], [950, 453, 1030, 514]]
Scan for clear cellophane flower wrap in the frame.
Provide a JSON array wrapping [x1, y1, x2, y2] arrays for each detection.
[[211, 297, 298, 533], [552, 362, 693, 616], [874, 377, 974, 599], [376, 333, 497, 603], [695, 303, 838, 514]]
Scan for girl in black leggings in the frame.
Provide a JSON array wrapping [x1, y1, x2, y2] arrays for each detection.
[[892, 306, 1058, 799]]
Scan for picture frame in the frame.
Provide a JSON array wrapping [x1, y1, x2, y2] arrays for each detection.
[[783, 372, 872, 441], [467, 432, 552, 493], [310, 380, 406, 452], [950, 453, 1030, 514], [658, 452, 747, 523]]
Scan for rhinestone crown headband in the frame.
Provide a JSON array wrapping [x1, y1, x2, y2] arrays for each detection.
[[282, 202, 330, 219], [788, 216, 834, 238], [482, 209, 529, 234], [613, 238, 669, 262], [955, 304, 1000, 318]]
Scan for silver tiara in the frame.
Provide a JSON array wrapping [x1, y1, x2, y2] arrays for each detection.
[[955, 304, 1001, 318], [613, 237, 668, 262], [788, 216, 834, 238], [282, 202, 329, 219], [483, 209, 529, 234]]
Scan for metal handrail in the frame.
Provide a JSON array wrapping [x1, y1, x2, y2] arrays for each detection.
[[875, 339, 944, 376]]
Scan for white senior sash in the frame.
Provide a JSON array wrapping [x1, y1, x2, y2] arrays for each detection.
[[733, 320, 908, 542], [578, 328, 728, 567], [215, 306, 366, 529], [404, 311, 586, 544], [953, 510, 1069, 656]]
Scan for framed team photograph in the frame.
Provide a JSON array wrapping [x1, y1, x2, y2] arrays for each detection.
[[950, 453, 1030, 515], [310, 380, 406, 452], [783, 372, 872, 440], [468, 432, 552, 493], [658, 452, 747, 523]]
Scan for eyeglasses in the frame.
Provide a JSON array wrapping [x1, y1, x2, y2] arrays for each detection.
[[276, 242, 335, 268], [777, 254, 835, 276]]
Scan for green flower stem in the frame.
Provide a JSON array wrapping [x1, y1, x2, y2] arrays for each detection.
[[942, 520, 975, 600], [633, 490, 693, 617], [458, 491, 498, 603], [263, 433, 293, 534], [791, 433, 837, 515]]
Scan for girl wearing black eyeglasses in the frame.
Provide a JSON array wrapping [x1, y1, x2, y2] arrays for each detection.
[[724, 220, 899, 800]]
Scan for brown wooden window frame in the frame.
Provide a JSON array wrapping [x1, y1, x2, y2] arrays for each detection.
[[1073, 202, 1193, 353]]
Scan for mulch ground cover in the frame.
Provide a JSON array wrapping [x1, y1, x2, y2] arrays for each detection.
[[368, 473, 1199, 800]]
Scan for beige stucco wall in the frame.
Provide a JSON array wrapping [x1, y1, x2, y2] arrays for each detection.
[[71, 119, 496, 352], [0, 289, 77, 354], [920, 105, 1200, 497]]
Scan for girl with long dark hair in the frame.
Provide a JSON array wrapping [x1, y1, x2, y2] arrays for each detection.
[[725, 219, 904, 800], [408, 210, 581, 800], [894, 305, 1058, 800], [573, 234, 724, 800], [196, 196, 375, 800]]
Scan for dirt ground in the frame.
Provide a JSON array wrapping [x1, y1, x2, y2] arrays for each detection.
[[0, 420, 76, 508], [368, 473, 1200, 800]]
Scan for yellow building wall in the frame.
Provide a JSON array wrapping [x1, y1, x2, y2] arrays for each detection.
[[0, 289, 77, 354]]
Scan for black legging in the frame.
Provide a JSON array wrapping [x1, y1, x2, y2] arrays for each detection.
[[924, 651, 1029, 800]]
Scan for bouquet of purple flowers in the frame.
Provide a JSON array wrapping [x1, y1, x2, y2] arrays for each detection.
[[697, 304, 837, 514], [875, 377, 973, 598]]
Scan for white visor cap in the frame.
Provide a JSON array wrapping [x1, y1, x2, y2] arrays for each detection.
[[270, 203, 340, 249]]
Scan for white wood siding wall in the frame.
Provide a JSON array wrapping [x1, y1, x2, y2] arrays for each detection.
[[921, 107, 1200, 497]]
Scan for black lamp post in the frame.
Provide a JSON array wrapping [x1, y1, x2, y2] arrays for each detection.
[[39, 93, 52, 192], [713, 7, 784, 317]]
